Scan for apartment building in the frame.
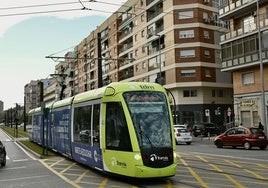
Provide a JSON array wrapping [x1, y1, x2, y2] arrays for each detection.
[[53, 0, 232, 126], [219, 0, 268, 128], [24, 80, 38, 113]]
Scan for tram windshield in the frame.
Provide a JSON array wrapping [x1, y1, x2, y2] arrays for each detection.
[[123, 91, 172, 148]]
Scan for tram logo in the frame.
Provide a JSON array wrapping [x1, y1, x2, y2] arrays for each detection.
[[111, 157, 127, 168], [150, 154, 169, 162]]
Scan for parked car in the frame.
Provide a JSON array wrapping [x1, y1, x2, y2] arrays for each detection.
[[174, 125, 192, 145], [174, 124, 187, 129], [214, 126, 267, 150], [192, 122, 219, 137], [0, 140, 6, 167]]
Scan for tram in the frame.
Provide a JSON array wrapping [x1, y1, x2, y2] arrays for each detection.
[[28, 82, 177, 178]]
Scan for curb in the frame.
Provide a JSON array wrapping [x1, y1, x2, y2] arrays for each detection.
[[15, 138, 42, 159]]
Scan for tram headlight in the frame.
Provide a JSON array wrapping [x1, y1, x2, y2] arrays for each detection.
[[173, 152, 177, 159], [134, 154, 141, 160]]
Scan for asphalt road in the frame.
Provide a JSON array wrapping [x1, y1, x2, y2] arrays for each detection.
[[0, 129, 73, 188], [1, 130, 268, 188]]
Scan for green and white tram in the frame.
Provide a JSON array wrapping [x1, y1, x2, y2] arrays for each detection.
[[28, 82, 177, 178]]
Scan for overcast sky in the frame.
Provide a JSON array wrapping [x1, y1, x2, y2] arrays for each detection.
[[0, 0, 125, 110]]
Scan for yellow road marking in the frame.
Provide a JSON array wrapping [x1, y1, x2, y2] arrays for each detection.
[[209, 164, 223, 173], [98, 178, 109, 188], [48, 158, 66, 168], [180, 159, 208, 188], [257, 163, 268, 169], [224, 174, 246, 188], [166, 179, 172, 188], [243, 169, 267, 180], [197, 156, 208, 163], [60, 162, 77, 173], [224, 160, 242, 168], [40, 160, 82, 188], [74, 169, 90, 183], [180, 158, 188, 166]]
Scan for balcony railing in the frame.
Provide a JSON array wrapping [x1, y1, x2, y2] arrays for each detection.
[[222, 49, 268, 70], [219, 0, 256, 17], [220, 17, 268, 42]]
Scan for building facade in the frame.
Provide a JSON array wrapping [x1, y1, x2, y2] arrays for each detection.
[[52, 0, 233, 127], [219, 0, 268, 129]]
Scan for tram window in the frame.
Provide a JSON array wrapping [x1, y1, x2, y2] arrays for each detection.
[[106, 102, 132, 151], [73, 105, 92, 145], [93, 104, 100, 147]]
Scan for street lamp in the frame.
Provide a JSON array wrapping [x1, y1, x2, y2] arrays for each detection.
[[256, 0, 267, 134]]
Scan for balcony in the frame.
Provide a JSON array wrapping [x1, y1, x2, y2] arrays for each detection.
[[221, 49, 268, 71], [219, 0, 268, 19], [220, 17, 268, 42], [147, 1, 163, 22], [119, 42, 133, 54]]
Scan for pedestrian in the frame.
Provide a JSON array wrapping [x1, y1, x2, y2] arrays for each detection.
[[258, 122, 264, 131]]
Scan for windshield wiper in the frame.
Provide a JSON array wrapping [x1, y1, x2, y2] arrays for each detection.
[[138, 121, 155, 148]]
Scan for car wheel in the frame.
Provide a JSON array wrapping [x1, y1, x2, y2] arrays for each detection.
[[1, 155, 6, 167], [186, 142, 191, 145], [215, 140, 223, 148], [244, 141, 251, 150], [175, 139, 178, 145]]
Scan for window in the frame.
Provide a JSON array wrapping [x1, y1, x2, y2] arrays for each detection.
[[205, 69, 211, 77], [204, 30, 209, 39], [233, 39, 243, 57], [106, 102, 132, 151], [180, 49, 195, 58], [203, 12, 208, 19], [135, 49, 138, 56], [183, 90, 197, 97], [141, 14, 145, 22], [92, 104, 100, 146], [73, 105, 92, 144], [244, 35, 257, 54], [181, 69, 196, 77], [221, 43, 232, 60], [134, 34, 138, 41], [242, 72, 254, 85], [135, 64, 139, 72], [142, 62, 146, 69], [243, 16, 254, 33], [212, 89, 226, 97], [142, 46, 146, 53], [141, 30, 145, 37], [179, 30, 194, 38], [179, 11, 193, 19], [204, 50, 210, 58], [263, 30, 268, 49]]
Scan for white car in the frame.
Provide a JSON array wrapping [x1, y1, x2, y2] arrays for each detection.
[[174, 125, 192, 145]]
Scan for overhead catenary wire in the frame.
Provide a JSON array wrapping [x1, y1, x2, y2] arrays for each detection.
[[0, 0, 124, 17]]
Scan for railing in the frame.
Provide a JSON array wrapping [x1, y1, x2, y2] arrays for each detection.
[[119, 42, 133, 53], [219, 0, 256, 16], [222, 49, 268, 69], [220, 16, 268, 42]]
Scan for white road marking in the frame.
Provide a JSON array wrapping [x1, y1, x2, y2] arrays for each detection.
[[13, 159, 29, 162], [190, 151, 268, 162], [0, 175, 51, 182]]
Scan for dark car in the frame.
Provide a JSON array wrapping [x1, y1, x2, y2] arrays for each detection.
[[214, 126, 267, 150], [192, 122, 219, 137], [0, 140, 6, 167]]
